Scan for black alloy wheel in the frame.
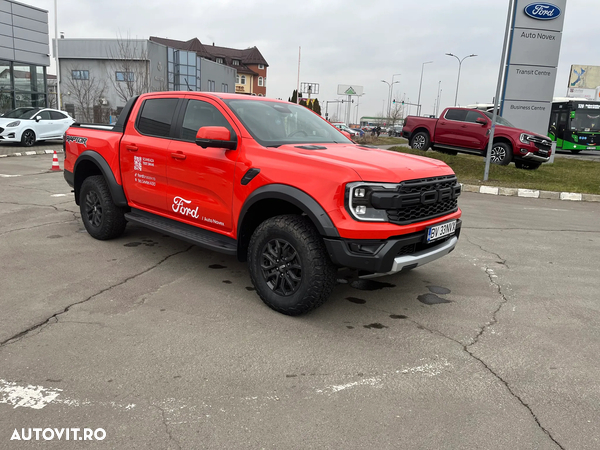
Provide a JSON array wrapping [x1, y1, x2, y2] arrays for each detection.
[[260, 238, 302, 296], [21, 129, 36, 147]]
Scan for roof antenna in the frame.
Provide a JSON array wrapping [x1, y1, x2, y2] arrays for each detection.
[[184, 78, 192, 91]]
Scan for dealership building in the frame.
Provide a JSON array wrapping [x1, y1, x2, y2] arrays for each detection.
[[0, 0, 51, 114]]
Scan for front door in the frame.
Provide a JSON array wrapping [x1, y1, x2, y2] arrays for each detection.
[[166, 98, 240, 234], [119, 97, 181, 214]]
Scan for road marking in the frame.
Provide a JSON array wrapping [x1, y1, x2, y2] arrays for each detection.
[[50, 194, 67, 197], [0, 379, 135, 411], [0, 174, 21, 178]]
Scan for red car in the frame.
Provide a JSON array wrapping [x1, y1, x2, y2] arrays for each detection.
[[64, 92, 462, 315], [402, 107, 552, 170]]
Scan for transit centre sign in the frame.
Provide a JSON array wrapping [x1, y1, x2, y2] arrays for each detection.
[[501, 0, 567, 135]]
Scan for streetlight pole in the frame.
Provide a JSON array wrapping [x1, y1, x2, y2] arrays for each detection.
[[381, 78, 400, 121], [445, 53, 477, 106], [416, 61, 432, 116], [436, 81, 442, 116]]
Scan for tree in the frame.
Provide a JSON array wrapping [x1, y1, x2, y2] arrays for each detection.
[[63, 65, 107, 122], [106, 33, 151, 104], [312, 98, 321, 116], [288, 89, 298, 104]]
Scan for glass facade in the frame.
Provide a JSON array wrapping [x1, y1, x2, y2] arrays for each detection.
[[0, 60, 48, 114], [167, 49, 200, 91]]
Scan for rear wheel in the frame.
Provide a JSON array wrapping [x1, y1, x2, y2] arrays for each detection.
[[410, 131, 430, 150], [80, 175, 127, 240], [490, 142, 512, 165], [247, 215, 336, 316], [21, 129, 36, 147]]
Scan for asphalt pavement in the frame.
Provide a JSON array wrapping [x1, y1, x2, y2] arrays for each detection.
[[0, 154, 599, 449]]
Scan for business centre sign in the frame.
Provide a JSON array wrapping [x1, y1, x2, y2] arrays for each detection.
[[501, 0, 567, 135]]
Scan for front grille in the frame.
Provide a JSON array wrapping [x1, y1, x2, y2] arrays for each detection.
[[373, 175, 460, 226], [534, 141, 551, 151]]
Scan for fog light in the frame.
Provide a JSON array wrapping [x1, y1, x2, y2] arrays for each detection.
[[355, 205, 367, 215], [520, 148, 528, 154], [355, 188, 366, 198]]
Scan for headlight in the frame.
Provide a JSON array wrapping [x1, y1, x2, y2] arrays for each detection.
[[346, 182, 397, 222], [6, 121, 20, 127], [520, 133, 536, 144]]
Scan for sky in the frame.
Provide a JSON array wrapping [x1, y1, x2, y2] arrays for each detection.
[[25, 0, 599, 123]]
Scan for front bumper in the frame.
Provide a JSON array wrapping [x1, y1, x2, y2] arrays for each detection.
[[521, 151, 550, 163], [324, 219, 462, 277]]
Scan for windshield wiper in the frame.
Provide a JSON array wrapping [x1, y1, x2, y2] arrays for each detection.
[[266, 145, 281, 148]]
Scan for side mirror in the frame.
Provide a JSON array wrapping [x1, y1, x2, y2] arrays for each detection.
[[476, 117, 488, 126], [195, 126, 237, 150], [36, 115, 42, 122]]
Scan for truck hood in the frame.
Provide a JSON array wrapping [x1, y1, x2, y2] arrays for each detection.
[[495, 124, 551, 141], [276, 143, 454, 182]]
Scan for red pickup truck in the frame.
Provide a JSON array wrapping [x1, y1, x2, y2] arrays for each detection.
[[64, 92, 462, 315], [402, 107, 553, 170]]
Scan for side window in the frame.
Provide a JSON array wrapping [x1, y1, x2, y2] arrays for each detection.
[[38, 110, 52, 120], [180, 100, 234, 142], [465, 111, 484, 123], [444, 109, 468, 122], [137, 98, 179, 137], [50, 111, 67, 120]]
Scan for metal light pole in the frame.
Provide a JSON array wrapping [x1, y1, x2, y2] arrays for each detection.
[[381, 78, 399, 121], [445, 53, 477, 106], [436, 81, 442, 116], [54, 0, 61, 109], [416, 61, 432, 116]]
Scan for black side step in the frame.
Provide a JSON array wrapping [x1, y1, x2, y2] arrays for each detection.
[[125, 209, 237, 256]]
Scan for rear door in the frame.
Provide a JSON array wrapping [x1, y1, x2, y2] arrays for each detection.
[[119, 97, 181, 214], [435, 109, 468, 146], [166, 97, 240, 234]]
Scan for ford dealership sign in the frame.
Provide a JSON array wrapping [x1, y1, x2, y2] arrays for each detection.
[[524, 3, 562, 20]]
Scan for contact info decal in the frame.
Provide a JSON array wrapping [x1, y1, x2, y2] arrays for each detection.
[[134, 156, 156, 186]]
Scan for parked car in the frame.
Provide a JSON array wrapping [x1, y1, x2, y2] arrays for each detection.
[[331, 122, 360, 137], [387, 124, 404, 137], [0, 107, 75, 147], [64, 92, 462, 315], [402, 107, 552, 170]]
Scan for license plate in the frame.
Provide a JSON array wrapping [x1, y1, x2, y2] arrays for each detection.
[[587, 146, 596, 150], [426, 220, 456, 243]]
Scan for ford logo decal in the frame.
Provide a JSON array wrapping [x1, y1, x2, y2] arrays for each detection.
[[524, 3, 562, 20]]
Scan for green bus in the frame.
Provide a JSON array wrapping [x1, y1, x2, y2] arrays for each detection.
[[549, 99, 600, 153]]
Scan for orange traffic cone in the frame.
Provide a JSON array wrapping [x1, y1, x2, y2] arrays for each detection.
[[51, 151, 61, 171]]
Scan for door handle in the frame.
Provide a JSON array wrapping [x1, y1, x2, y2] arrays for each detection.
[[171, 152, 186, 160], [126, 145, 138, 152], [461, 125, 467, 128]]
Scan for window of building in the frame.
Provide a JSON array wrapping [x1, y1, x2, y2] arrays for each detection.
[[221, 83, 228, 93], [216, 57, 224, 64], [240, 75, 246, 85], [180, 99, 234, 142], [136, 98, 179, 137], [258, 64, 264, 70], [71, 70, 89, 80], [236, 75, 240, 84], [258, 76, 263, 87], [208, 80, 215, 92], [232, 60, 240, 66], [116, 71, 135, 82]]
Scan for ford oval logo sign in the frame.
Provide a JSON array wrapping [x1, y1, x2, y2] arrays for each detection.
[[524, 3, 562, 20]]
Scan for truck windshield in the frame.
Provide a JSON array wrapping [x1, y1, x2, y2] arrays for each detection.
[[484, 112, 515, 128], [224, 99, 353, 147]]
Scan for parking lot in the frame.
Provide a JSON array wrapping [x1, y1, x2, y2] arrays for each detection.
[[1, 153, 599, 449]]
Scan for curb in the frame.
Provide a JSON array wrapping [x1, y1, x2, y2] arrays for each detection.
[[0, 149, 63, 158], [461, 184, 600, 203]]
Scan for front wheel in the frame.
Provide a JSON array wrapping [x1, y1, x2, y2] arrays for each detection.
[[80, 175, 127, 240], [410, 131, 430, 150], [490, 142, 512, 165], [21, 129, 36, 147], [247, 215, 337, 316]]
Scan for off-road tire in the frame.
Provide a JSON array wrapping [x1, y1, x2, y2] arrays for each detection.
[[515, 161, 541, 170], [247, 215, 337, 316], [21, 129, 36, 147], [490, 142, 512, 165], [410, 131, 430, 150], [80, 175, 127, 240]]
